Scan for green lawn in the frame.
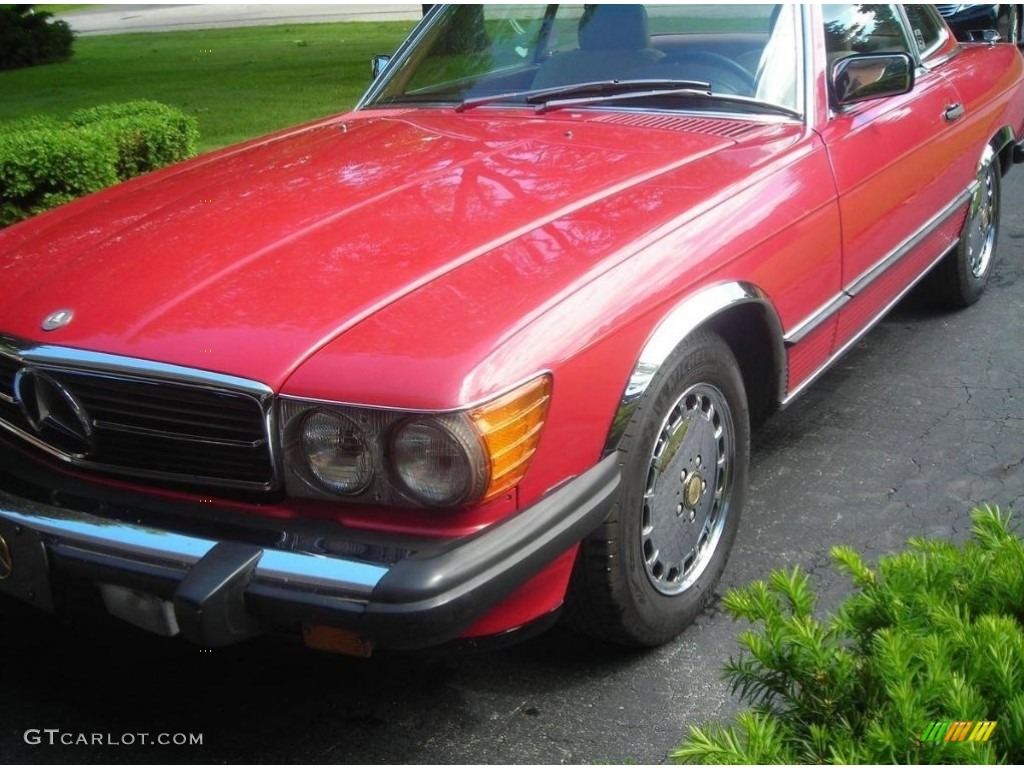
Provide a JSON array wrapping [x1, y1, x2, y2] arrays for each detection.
[[0, 21, 415, 152]]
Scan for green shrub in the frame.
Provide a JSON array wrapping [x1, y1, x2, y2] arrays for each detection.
[[672, 505, 1024, 765], [69, 101, 200, 180], [0, 5, 74, 71], [0, 123, 117, 226], [0, 101, 198, 226]]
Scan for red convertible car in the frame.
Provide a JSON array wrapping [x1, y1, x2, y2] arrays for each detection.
[[1, 4, 1023, 654]]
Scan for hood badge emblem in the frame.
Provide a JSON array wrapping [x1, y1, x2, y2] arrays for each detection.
[[41, 309, 74, 331]]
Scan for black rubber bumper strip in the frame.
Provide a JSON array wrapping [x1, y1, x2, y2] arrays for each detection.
[[1015, 139, 1024, 164], [4, 454, 620, 650], [359, 453, 621, 648]]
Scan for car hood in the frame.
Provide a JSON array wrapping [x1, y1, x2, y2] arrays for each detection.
[[0, 109, 746, 389]]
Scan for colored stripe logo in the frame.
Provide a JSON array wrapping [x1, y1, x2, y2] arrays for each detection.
[[920, 721, 997, 743]]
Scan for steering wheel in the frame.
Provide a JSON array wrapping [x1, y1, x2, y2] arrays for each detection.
[[663, 52, 756, 96]]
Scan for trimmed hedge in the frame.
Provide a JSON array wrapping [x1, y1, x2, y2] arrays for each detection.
[[0, 101, 199, 226], [69, 101, 200, 181], [0, 5, 74, 71]]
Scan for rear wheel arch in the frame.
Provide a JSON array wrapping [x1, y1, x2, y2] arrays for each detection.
[[992, 125, 1017, 177]]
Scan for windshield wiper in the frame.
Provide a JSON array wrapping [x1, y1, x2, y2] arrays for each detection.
[[534, 88, 803, 119], [455, 79, 712, 112]]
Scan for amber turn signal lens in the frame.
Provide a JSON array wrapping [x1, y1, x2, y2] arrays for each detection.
[[302, 625, 373, 658], [470, 375, 551, 502]]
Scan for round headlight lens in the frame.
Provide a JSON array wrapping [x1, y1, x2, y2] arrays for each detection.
[[391, 417, 487, 506], [301, 410, 374, 495]]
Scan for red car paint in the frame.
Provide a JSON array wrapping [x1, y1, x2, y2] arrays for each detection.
[[1, 4, 1023, 649]]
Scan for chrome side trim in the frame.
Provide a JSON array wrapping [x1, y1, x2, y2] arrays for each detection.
[[844, 186, 975, 296], [783, 185, 974, 347], [0, 501, 389, 599], [784, 292, 850, 345], [781, 238, 958, 407], [604, 282, 786, 453]]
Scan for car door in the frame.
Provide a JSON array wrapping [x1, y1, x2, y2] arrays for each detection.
[[815, 3, 969, 350]]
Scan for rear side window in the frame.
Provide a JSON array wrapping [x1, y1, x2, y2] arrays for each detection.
[[901, 4, 949, 58], [822, 4, 910, 56]]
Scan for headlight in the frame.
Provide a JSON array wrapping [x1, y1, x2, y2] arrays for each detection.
[[280, 374, 551, 508], [391, 416, 488, 506], [300, 409, 373, 495]]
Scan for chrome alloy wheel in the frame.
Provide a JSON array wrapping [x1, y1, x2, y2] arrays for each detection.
[[641, 383, 734, 596], [966, 149, 999, 280]]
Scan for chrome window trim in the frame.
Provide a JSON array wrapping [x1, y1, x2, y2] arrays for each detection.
[[925, 44, 964, 70], [801, 2, 814, 131], [360, 4, 808, 122], [0, 335, 279, 492], [603, 282, 786, 454], [356, 5, 442, 109], [897, 3, 952, 64]]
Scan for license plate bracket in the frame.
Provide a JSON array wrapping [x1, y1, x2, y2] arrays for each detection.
[[0, 518, 54, 611]]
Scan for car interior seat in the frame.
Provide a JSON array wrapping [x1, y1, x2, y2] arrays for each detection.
[[532, 5, 665, 89]]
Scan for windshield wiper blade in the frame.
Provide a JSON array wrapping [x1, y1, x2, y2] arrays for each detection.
[[455, 79, 712, 112], [535, 88, 802, 119]]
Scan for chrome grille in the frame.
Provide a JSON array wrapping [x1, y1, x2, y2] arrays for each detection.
[[0, 335, 276, 492], [934, 5, 958, 18]]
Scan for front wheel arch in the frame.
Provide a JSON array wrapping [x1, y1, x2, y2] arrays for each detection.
[[603, 282, 786, 454], [563, 328, 751, 646]]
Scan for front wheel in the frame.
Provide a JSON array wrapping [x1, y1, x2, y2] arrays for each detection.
[[927, 146, 1001, 308], [563, 329, 749, 646]]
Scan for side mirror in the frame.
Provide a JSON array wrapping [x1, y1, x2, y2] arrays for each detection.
[[371, 54, 392, 79], [831, 52, 915, 107]]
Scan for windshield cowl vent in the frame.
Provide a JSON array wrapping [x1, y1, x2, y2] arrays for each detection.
[[590, 113, 764, 138]]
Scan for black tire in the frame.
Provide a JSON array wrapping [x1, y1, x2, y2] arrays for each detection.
[[927, 147, 1001, 309], [563, 329, 749, 647]]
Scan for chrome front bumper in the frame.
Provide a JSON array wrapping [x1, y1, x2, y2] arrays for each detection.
[[0, 455, 619, 650]]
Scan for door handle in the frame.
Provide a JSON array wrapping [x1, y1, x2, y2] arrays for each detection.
[[944, 103, 965, 122]]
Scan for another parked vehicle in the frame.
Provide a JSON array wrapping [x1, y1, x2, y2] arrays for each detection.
[[935, 4, 1022, 45], [1, 4, 1023, 655]]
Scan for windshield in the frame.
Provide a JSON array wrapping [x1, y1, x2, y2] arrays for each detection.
[[364, 4, 803, 117]]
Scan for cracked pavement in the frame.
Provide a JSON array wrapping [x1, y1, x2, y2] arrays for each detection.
[[1, 171, 1022, 764]]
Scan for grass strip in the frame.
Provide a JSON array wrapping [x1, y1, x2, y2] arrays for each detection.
[[0, 20, 416, 152]]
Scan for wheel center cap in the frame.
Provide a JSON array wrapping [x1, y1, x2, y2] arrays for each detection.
[[684, 471, 703, 508]]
